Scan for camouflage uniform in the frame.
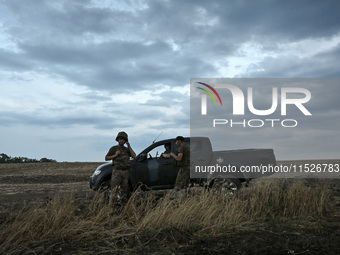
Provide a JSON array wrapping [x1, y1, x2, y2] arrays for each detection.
[[174, 143, 191, 190], [106, 133, 131, 203]]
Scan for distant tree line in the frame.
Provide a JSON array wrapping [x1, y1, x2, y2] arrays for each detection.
[[0, 153, 57, 163]]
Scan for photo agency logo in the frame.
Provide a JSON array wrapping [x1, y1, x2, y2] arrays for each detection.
[[195, 79, 312, 128]]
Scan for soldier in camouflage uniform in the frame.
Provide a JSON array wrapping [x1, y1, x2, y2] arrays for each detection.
[[105, 131, 136, 204], [170, 136, 191, 190]]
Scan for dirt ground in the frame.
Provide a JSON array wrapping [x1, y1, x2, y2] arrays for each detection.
[[1, 160, 340, 204], [1, 161, 340, 255], [0, 162, 100, 205]]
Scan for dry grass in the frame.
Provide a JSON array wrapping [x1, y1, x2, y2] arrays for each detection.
[[0, 179, 338, 254]]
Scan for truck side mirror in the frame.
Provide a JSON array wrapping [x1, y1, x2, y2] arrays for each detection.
[[138, 153, 147, 162]]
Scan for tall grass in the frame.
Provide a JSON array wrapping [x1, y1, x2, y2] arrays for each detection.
[[0, 179, 337, 254], [134, 179, 335, 233]]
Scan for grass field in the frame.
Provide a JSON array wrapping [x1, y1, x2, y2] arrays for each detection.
[[0, 161, 339, 254]]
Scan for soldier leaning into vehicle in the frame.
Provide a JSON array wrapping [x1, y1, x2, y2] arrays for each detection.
[[170, 136, 191, 190], [160, 143, 171, 158], [105, 131, 136, 204]]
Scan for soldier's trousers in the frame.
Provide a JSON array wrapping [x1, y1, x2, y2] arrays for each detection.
[[174, 166, 190, 190], [110, 169, 129, 203]]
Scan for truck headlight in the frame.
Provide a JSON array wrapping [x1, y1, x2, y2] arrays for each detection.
[[93, 169, 101, 176]]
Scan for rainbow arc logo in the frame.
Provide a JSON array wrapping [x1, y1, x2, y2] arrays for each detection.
[[196, 82, 222, 106], [196, 82, 222, 115]]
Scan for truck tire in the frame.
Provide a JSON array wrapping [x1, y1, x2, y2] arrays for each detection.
[[97, 177, 111, 192]]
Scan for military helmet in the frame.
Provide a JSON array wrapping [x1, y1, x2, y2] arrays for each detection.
[[116, 131, 128, 142]]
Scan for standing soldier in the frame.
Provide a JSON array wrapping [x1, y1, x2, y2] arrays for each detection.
[[170, 136, 191, 190], [105, 131, 136, 204]]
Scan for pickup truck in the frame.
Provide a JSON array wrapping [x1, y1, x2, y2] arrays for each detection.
[[89, 137, 277, 194]]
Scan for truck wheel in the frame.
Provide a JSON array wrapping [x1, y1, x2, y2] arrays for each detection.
[[210, 178, 242, 196], [98, 179, 111, 192]]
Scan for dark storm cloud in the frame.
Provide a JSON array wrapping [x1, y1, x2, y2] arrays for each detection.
[[4, 0, 115, 37], [221, 1, 339, 39], [142, 0, 340, 44], [245, 49, 340, 78], [0, 49, 31, 71], [2, 0, 340, 91], [1, 0, 217, 91], [7, 40, 215, 91]]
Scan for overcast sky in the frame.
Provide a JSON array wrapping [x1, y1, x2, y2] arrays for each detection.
[[1, 0, 339, 162]]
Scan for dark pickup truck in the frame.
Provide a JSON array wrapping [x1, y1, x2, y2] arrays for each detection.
[[89, 137, 277, 194]]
